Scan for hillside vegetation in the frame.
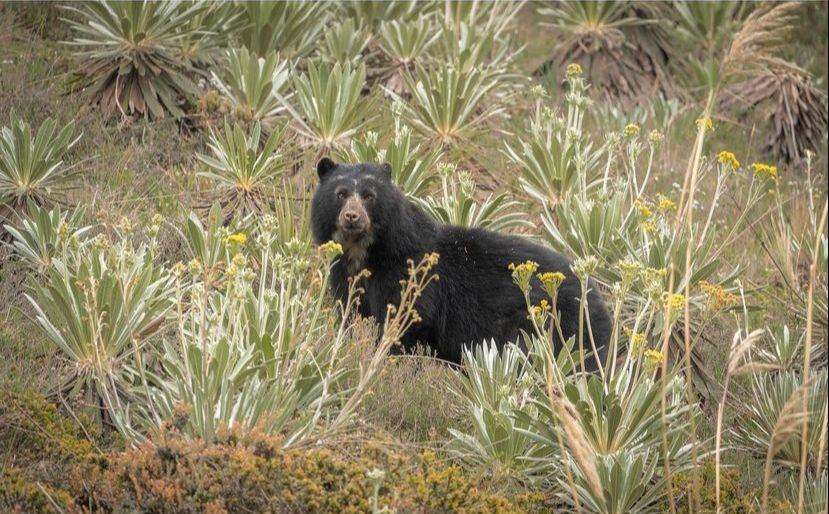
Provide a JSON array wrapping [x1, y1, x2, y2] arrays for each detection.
[[0, 2, 826, 513]]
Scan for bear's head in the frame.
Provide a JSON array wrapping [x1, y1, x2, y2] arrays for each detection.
[[311, 157, 401, 267]]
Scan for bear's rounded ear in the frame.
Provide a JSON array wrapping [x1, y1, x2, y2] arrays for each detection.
[[317, 157, 337, 181], [380, 162, 392, 182]]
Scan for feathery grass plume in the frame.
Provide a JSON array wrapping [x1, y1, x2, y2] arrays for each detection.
[[673, 1, 750, 59], [722, 68, 828, 163], [722, 2, 801, 73], [796, 202, 828, 512], [759, 376, 815, 513], [714, 329, 766, 514], [734, 370, 828, 484], [718, 2, 826, 162]]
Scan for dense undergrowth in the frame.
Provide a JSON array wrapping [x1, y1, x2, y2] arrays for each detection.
[[0, 2, 827, 513]]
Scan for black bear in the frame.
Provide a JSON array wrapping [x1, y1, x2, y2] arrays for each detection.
[[311, 158, 612, 369]]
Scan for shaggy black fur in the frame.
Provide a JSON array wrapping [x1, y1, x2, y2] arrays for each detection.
[[311, 158, 612, 368]]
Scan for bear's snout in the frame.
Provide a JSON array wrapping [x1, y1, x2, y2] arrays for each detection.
[[337, 196, 370, 238]]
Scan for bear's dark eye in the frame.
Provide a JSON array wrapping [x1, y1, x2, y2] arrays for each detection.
[[336, 189, 347, 200], [362, 190, 375, 201]]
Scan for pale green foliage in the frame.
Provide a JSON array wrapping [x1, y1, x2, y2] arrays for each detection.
[[505, 75, 603, 206], [437, 0, 523, 40], [401, 65, 502, 145], [416, 165, 531, 232], [322, 18, 370, 65], [378, 18, 440, 67], [239, 1, 329, 59], [0, 114, 80, 210], [450, 402, 538, 471], [581, 451, 664, 514], [65, 1, 208, 118], [542, 191, 634, 264], [138, 229, 345, 445], [120, 215, 406, 446], [197, 121, 287, 215], [21, 206, 414, 446], [434, 21, 518, 79], [287, 62, 372, 150], [3, 201, 91, 271], [27, 233, 174, 424], [449, 342, 538, 470], [450, 335, 699, 511], [181, 204, 230, 281], [456, 341, 530, 411], [338, 0, 421, 30], [755, 324, 805, 372], [344, 117, 442, 198], [786, 470, 828, 514], [734, 369, 827, 470], [177, 3, 243, 66], [212, 47, 291, 127]]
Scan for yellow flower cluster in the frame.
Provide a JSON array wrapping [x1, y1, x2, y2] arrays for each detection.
[[634, 199, 653, 219], [537, 271, 566, 299], [648, 129, 663, 146], [656, 194, 677, 212], [623, 327, 647, 354], [225, 232, 247, 246], [696, 117, 714, 133], [509, 260, 539, 292], [226, 252, 247, 280], [623, 123, 640, 138], [188, 258, 203, 276], [319, 240, 344, 260], [665, 293, 686, 311], [717, 151, 740, 170], [700, 281, 739, 311], [751, 162, 778, 180], [531, 299, 550, 321], [644, 348, 663, 370], [172, 261, 186, 278], [566, 63, 583, 78]]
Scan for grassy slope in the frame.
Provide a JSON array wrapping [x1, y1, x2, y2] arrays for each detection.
[[0, 2, 826, 510]]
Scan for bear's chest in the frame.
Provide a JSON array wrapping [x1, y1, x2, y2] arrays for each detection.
[[361, 268, 407, 319]]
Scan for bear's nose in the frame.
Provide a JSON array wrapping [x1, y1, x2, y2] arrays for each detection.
[[344, 211, 360, 223]]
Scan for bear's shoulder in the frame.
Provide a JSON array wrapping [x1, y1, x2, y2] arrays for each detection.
[[433, 225, 570, 273]]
